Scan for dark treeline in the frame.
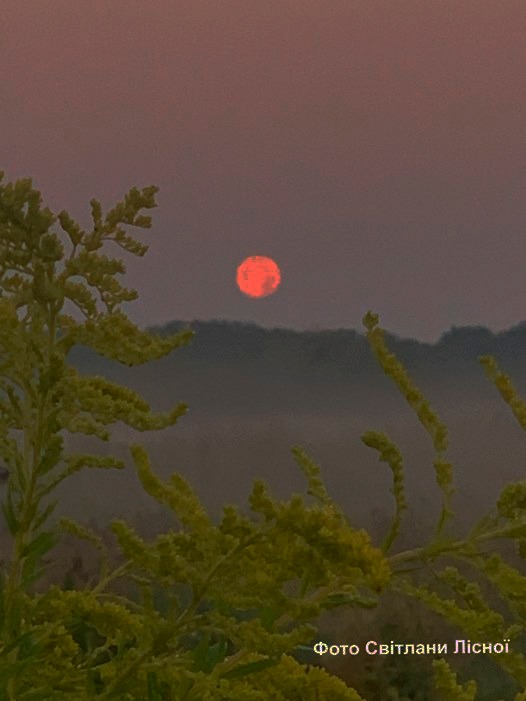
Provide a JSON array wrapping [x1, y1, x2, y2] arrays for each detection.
[[68, 318, 526, 418]]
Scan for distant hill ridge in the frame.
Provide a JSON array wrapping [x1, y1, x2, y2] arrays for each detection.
[[146, 318, 526, 367], [67, 318, 526, 420]]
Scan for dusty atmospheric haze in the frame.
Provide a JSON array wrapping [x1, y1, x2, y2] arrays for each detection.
[[39, 319, 526, 551], [3, 1, 526, 341], [2, 5, 526, 693]]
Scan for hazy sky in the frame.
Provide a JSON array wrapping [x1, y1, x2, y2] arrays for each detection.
[[2, 0, 526, 341]]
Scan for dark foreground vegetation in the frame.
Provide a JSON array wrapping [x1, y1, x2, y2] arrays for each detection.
[[1, 171, 526, 699]]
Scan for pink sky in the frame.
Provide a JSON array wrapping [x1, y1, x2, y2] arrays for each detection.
[[2, 0, 526, 340]]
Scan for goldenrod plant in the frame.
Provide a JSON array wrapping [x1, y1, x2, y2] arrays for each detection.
[[0, 171, 193, 697], [362, 312, 526, 700], [0, 173, 387, 699], [1, 170, 526, 699]]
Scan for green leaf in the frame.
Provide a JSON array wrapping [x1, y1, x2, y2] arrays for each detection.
[[1, 489, 19, 535], [37, 435, 64, 476], [146, 671, 163, 701], [21, 564, 49, 590], [32, 499, 58, 530], [192, 634, 229, 674], [207, 639, 229, 670], [0, 629, 36, 659], [192, 631, 211, 671], [21, 530, 56, 559], [20, 531, 57, 589]]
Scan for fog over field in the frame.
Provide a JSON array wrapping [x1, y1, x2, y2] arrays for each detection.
[[22, 317, 525, 556]]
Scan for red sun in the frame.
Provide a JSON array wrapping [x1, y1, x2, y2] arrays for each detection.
[[236, 255, 281, 298]]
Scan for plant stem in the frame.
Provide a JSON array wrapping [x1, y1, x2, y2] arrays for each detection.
[[388, 517, 526, 568]]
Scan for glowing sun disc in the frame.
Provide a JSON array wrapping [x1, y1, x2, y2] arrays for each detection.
[[236, 255, 281, 298]]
